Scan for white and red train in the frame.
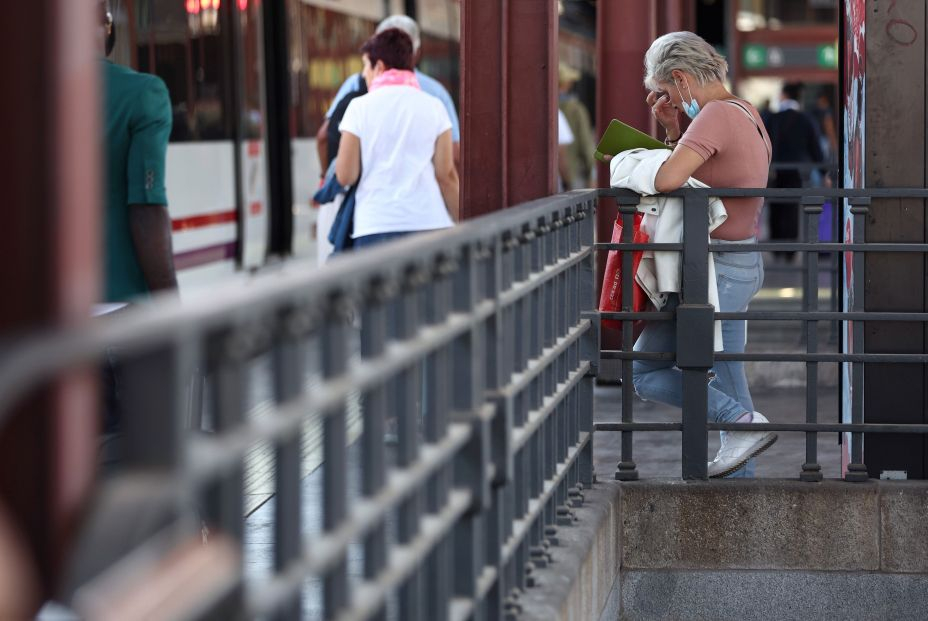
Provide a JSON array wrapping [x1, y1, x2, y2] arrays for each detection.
[[109, 0, 461, 292]]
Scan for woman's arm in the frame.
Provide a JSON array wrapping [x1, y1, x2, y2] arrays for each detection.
[[433, 129, 460, 221], [335, 131, 361, 186], [653, 143, 705, 193]]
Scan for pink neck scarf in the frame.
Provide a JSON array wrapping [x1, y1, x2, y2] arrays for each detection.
[[369, 69, 421, 92]]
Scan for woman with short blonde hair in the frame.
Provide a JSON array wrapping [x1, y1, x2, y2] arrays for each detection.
[[632, 31, 776, 478]]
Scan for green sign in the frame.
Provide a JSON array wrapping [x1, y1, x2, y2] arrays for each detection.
[[743, 44, 767, 70], [818, 43, 838, 68]]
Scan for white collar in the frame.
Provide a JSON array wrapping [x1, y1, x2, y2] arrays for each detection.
[[779, 99, 801, 112]]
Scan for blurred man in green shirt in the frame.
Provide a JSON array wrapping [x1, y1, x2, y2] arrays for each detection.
[[101, 0, 176, 302]]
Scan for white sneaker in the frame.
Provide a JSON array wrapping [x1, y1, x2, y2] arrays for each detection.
[[707, 412, 777, 478]]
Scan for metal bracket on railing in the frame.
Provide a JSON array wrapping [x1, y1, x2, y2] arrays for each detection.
[[675, 305, 715, 369], [580, 311, 600, 377], [487, 391, 514, 486]]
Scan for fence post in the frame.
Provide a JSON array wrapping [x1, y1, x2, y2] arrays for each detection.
[[360, 277, 391, 621], [321, 295, 351, 618], [801, 197, 825, 482], [273, 307, 310, 621], [579, 199, 597, 486], [845, 198, 871, 482], [615, 195, 641, 481], [678, 190, 712, 480]]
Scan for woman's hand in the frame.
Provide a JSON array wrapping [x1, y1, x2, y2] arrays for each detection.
[[646, 91, 681, 140]]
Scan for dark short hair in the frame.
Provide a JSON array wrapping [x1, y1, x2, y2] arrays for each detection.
[[782, 82, 803, 101], [361, 28, 414, 71]]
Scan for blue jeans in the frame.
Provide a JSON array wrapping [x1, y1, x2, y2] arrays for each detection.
[[632, 239, 764, 477], [352, 231, 413, 248]]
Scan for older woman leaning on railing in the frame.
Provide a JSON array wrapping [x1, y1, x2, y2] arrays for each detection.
[[608, 31, 777, 478]]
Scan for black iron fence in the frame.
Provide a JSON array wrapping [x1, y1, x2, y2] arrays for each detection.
[[0, 190, 599, 619], [594, 186, 928, 481], [3, 185, 928, 619]]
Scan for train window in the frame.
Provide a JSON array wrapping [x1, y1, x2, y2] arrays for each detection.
[[286, 0, 313, 138], [301, 5, 373, 136], [237, 0, 264, 140], [125, 0, 233, 141]]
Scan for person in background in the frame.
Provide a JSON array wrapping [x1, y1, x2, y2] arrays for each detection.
[[317, 14, 460, 172], [811, 88, 838, 166], [102, 2, 176, 300], [766, 82, 824, 262], [100, 0, 176, 466], [636, 31, 776, 478], [809, 88, 838, 188], [314, 76, 368, 264], [557, 108, 575, 190], [558, 63, 596, 188], [335, 28, 458, 248]]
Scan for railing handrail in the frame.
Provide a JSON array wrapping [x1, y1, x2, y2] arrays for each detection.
[[0, 190, 600, 428], [2, 188, 600, 620], [595, 184, 928, 483], [601, 186, 928, 199]]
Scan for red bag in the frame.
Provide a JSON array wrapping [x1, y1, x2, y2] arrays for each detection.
[[599, 213, 650, 333]]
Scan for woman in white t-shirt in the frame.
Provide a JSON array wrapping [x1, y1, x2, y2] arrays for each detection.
[[335, 28, 459, 248]]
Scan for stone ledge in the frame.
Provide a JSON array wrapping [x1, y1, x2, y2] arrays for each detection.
[[517, 481, 623, 621], [518, 479, 928, 620], [620, 569, 928, 621], [620, 479, 928, 573], [880, 481, 928, 573], [621, 479, 881, 571]]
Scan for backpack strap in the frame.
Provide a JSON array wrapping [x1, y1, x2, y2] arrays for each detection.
[[724, 99, 771, 163]]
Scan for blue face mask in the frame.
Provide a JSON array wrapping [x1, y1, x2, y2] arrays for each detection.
[[675, 79, 700, 119]]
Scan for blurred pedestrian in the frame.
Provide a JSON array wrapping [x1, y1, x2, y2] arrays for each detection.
[[335, 28, 458, 248], [101, 2, 176, 300], [317, 15, 460, 171], [314, 14, 460, 261], [314, 76, 368, 263], [766, 82, 824, 261], [634, 31, 776, 478], [558, 63, 596, 188], [99, 0, 176, 465], [557, 108, 575, 190], [811, 88, 838, 161]]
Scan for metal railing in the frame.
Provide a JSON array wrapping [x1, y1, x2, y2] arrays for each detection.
[[4, 185, 928, 619], [0, 190, 599, 619], [594, 186, 928, 481]]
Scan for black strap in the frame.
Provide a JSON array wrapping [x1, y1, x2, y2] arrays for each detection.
[[724, 100, 771, 163]]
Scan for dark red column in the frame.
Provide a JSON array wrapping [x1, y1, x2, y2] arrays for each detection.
[[0, 0, 100, 599], [504, 0, 558, 205], [657, 0, 695, 35], [460, 0, 504, 218], [596, 0, 657, 371], [461, 0, 558, 218]]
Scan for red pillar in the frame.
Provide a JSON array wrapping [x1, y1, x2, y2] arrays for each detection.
[[504, 0, 558, 205], [460, 0, 504, 218], [0, 0, 99, 600], [595, 0, 658, 371], [461, 0, 558, 218]]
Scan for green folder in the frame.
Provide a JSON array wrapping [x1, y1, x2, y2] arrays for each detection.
[[593, 119, 669, 163]]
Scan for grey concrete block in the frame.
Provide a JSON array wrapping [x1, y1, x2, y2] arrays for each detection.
[[620, 480, 881, 571], [880, 482, 928, 573], [620, 569, 928, 621], [597, 572, 622, 621], [519, 482, 623, 621]]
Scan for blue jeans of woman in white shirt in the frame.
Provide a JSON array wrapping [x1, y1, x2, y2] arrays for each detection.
[[632, 238, 764, 477]]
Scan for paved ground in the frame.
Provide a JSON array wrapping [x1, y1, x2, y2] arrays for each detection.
[[593, 384, 844, 480]]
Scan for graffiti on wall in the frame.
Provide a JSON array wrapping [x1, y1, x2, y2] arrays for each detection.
[[841, 0, 866, 474]]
